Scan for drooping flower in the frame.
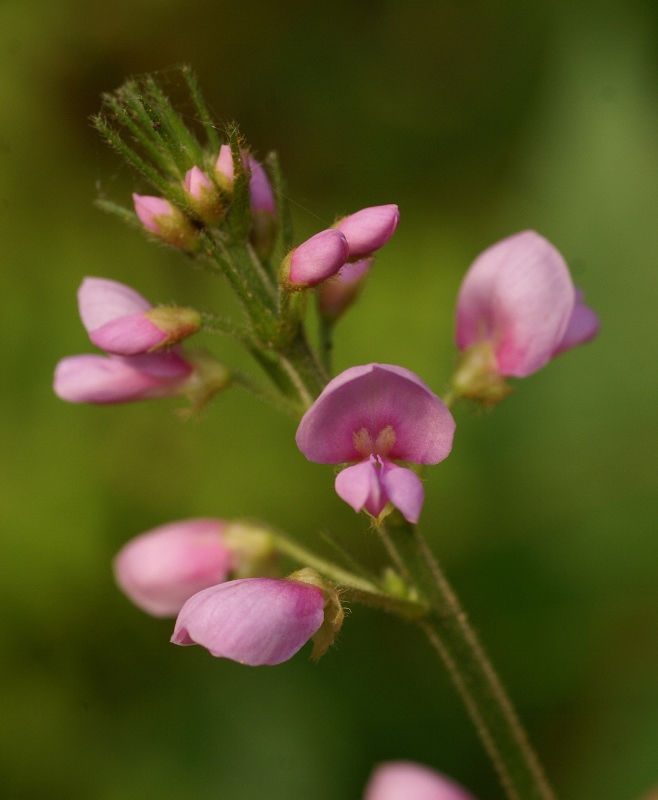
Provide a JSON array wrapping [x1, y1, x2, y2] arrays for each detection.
[[132, 193, 197, 250], [317, 257, 373, 321], [279, 229, 350, 290], [335, 204, 400, 259], [364, 761, 477, 800], [171, 574, 333, 666], [78, 277, 200, 356], [53, 348, 231, 408], [53, 350, 194, 404], [296, 364, 455, 524], [453, 231, 599, 401], [114, 519, 234, 617]]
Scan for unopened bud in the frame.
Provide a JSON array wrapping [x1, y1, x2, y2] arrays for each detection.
[[184, 166, 222, 223], [334, 204, 399, 259], [317, 257, 372, 321], [279, 229, 349, 291], [144, 306, 201, 351], [133, 193, 198, 251]]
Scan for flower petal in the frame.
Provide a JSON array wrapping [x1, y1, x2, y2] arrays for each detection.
[[552, 287, 600, 356], [247, 156, 276, 214], [335, 458, 387, 518], [296, 363, 455, 464], [455, 231, 575, 377], [380, 461, 424, 524], [335, 204, 400, 259], [287, 229, 350, 288], [113, 519, 231, 617], [78, 277, 152, 332], [171, 578, 324, 665], [89, 313, 167, 355], [365, 761, 477, 800]]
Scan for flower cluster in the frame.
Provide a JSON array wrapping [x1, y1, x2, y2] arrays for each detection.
[[56, 73, 601, 800]]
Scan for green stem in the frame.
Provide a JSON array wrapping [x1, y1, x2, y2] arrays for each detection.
[[386, 519, 556, 800], [230, 368, 303, 418], [269, 531, 428, 619]]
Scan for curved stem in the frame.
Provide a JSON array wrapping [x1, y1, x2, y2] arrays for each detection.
[[385, 519, 556, 800]]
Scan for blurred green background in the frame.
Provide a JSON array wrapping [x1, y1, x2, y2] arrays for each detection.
[[1, 1, 658, 798]]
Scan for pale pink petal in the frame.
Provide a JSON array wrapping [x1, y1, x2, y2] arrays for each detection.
[[552, 287, 600, 356], [455, 231, 575, 377], [287, 229, 350, 287], [318, 257, 373, 321], [184, 166, 213, 200], [78, 277, 152, 332], [380, 461, 424, 524], [215, 144, 234, 182], [89, 313, 167, 355], [296, 364, 455, 464], [365, 761, 477, 800], [335, 458, 387, 518], [113, 519, 231, 617], [133, 194, 177, 234], [53, 352, 191, 404], [247, 156, 276, 214], [336, 205, 400, 259], [171, 578, 324, 665]]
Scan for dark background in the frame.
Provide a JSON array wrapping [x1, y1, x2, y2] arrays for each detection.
[[1, 1, 657, 798]]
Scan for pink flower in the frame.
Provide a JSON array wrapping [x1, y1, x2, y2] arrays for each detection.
[[184, 166, 213, 200], [214, 145, 276, 214], [296, 364, 455, 523], [280, 229, 350, 290], [53, 350, 193, 404], [171, 577, 325, 665], [455, 231, 599, 379], [78, 277, 200, 356], [364, 762, 477, 800], [335, 205, 400, 259], [317, 257, 373, 321], [114, 519, 233, 617]]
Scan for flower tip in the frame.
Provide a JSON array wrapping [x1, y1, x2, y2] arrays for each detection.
[[364, 761, 477, 800], [335, 204, 400, 259], [281, 229, 349, 290]]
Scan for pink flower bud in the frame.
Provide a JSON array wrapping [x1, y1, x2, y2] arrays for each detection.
[[279, 229, 350, 291], [78, 277, 200, 356], [171, 577, 325, 665], [214, 144, 235, 187], [335, 204, 400, 259], [184, 166, 222, 223], [114, 519, 233, 617], [317, 257, 373, 321], [296, 364, 455, 523], [246, 155, 276, 216], [53, 351, 193, 404], [364, 762, 477, 800], [132, 193, 197, 250], [455, 231, 599, 380]]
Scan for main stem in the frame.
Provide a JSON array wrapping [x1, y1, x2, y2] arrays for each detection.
[[385, 520, 556, 800]]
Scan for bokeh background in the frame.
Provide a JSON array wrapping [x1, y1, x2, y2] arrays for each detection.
[[1, 1, 658, 798]]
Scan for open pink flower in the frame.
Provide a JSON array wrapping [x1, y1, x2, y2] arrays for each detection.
[[335, 205, 400, 259], [364, 762, 477, 800], [296, 364, 455, 523], [53, 350, 193, 404], [78, 277, 200, 356], [455, 230, 599, 379], [114, 519, 233, 617], [171, 577, 325, 665]]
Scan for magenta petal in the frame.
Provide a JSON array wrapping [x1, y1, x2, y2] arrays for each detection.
[[335, 458, 387, 518], [365, 761, 477, 800], [552, 287, 600, 356], [248, 156, 276, 214], [53, 352, 191, 404], [171, 578, 324, 665], [336, 204, 400, 259], [78, 277, 152, 332], [296, 363, 455, 464], [380, 461, 424, 524], [288, 229, 349, 287], [455, 231, 575, 377], [113, 519, 231, 617]]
